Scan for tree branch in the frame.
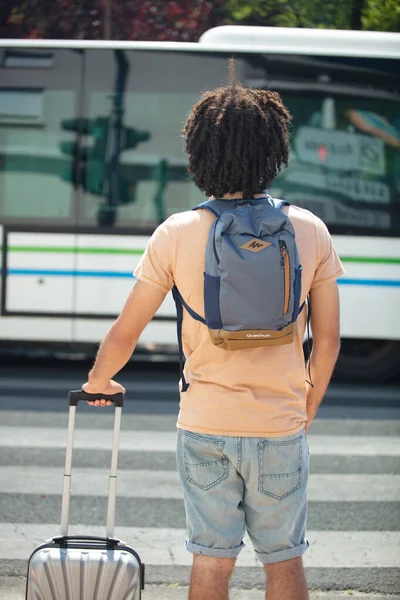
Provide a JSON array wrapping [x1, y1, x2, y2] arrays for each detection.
[[350, 0, 366, 30]]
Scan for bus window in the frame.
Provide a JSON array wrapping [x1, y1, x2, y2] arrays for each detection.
[[0, 49, 83, 225], [272, 93, 400, 234], [76, 50, 233, 229], [243, 54, 400, 235]]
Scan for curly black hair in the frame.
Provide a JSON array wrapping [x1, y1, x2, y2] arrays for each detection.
[[182, 59, 292, 199]]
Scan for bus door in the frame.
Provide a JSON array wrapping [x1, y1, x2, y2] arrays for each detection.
[[0, 48, 83, 345]]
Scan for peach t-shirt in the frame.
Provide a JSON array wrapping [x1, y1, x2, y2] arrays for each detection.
[[134, 204, 344, 437]]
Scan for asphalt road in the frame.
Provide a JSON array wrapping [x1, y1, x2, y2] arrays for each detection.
[[0, 357, 399, 598]]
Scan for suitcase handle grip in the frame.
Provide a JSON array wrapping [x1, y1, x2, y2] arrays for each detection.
[[68, 390, 124, 407], [53, 535, 120, 545]]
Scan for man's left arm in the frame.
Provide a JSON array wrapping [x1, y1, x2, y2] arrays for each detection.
[[82, 280, 167, 405]]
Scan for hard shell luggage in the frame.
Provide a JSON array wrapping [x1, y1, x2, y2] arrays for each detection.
[[26, 390, 145, 600]]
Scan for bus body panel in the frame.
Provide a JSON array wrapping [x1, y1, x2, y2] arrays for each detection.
[[0, 34, 399, 378], [333, 236, 400, 340], [5, 231, 75, 317], [1, 230, 399, 344]]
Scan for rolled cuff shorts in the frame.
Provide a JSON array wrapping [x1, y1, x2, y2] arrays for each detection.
[[176, 428, 309, 564]]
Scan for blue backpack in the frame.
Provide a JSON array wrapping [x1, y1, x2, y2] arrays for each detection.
[[172, 196, 306, 391]]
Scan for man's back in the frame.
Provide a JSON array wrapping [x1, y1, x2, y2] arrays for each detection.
[[83, 72, 344, 600], [134, 203, 344, 437]]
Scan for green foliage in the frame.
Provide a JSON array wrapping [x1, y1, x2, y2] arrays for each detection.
[[226, 0, 399, 31], [226, 0, 350, 28], [362, 0, 400, 31]]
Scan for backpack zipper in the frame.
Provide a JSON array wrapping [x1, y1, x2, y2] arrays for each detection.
[[213, 218, 220, 264], [280, 241, 290, 315]]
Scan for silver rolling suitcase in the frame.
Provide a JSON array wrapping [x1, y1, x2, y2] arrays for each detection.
[[26, 390, 145, 599]]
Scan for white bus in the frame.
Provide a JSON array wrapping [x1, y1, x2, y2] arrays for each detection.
[[0, 26, 399, 381]]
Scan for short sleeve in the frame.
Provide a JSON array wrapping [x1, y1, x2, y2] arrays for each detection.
[[311, 217, 345, 289], [133, 217, 176, 293]]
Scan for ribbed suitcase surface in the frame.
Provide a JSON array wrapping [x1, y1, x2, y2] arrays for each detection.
[[26, 539, 143, 600], [25, 390, 145, 600]]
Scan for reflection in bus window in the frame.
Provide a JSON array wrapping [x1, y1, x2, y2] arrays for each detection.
[[77, 49, 228, 229], [0, 47, 399, 234], [270, 94, 400, 231], [244, 55, 400, 233], [0, 50, 82, 224]]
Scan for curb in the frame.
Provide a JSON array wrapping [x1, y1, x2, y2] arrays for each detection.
[[1, 577, 399, 600]]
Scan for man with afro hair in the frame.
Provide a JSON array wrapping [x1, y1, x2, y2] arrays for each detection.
[[83, 60, 344, 600]]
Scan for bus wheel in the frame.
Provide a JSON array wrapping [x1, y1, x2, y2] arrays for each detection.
[[335, 339, 400, 383]]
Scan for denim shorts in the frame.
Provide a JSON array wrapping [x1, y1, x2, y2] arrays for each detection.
[[176, 428, 309, 564]]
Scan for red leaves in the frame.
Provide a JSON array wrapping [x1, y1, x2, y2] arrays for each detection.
[[113, 0, 223, 42], [2, 0, 226, 41]]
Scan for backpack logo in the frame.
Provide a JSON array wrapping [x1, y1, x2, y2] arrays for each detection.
[[246, 333, 271, 338], [240, 239, 271, 253]]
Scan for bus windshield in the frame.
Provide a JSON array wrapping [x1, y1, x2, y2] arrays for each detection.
[[0, 47, 399, 235]]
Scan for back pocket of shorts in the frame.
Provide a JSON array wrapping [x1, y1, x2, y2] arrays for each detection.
[[183, 431, 228, 491], [258, 436, 302, 500]]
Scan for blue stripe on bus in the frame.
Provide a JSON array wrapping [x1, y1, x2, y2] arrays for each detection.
[[1, 269, 400, 286], [338, 278, 400, 287], [6, 269, 133, 278]]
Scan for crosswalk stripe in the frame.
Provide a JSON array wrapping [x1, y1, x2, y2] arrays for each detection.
[[1, 427, 399, 455], [1, 410, 399, 437], [1, 524, 399, 568], [1, 467, 399, 502], [1, 408, 399, 595]]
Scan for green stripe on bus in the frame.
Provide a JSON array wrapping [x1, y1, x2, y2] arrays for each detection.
[[3, 246, 400, 264], [8, 246, 144, 255], [340, 257, 400, 265]]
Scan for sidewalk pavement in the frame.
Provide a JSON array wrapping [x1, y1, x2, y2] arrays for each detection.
[[2, 577, 399, 600]]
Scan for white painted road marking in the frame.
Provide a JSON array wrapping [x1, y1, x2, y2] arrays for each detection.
[[1, 524, 399, 568], [1, 467, 399, 502], [1, 428, 399, 456]]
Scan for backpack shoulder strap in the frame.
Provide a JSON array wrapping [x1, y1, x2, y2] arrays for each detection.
[[172, 286, 206, 393], [271, 198, 290, 211], [194, 197, 290, 214], [193, 197, 290, 221], [192, 199, 231, 217]]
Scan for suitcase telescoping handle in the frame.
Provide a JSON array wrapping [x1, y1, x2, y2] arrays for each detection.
[[60, 390, 125, 539], [68, 390, 124, 407]]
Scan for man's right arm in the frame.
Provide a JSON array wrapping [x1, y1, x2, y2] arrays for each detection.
[[305, 281, 341, 432]]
